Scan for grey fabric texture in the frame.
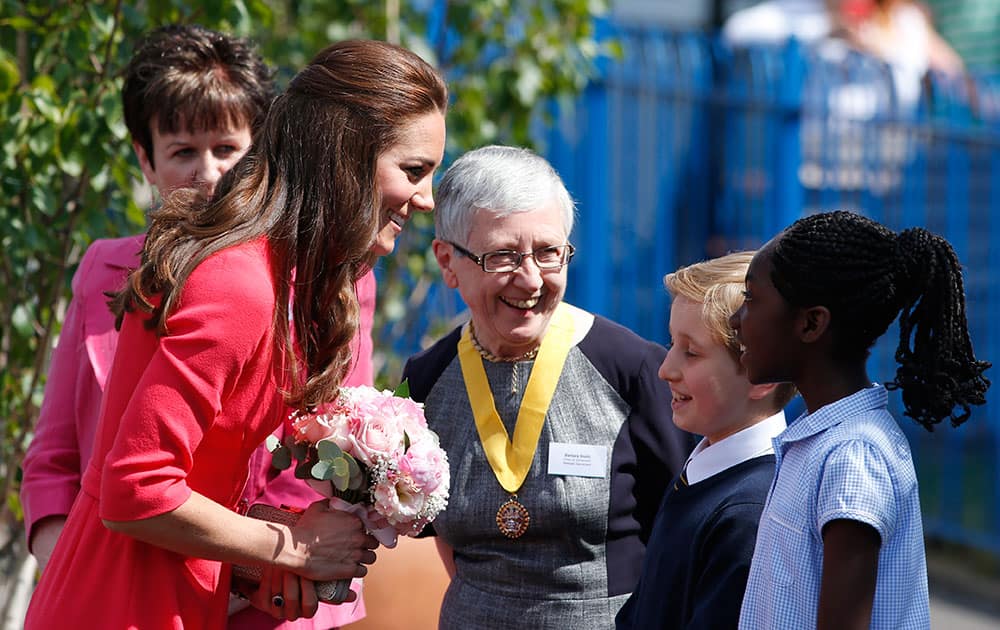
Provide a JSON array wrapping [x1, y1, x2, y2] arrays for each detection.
[[425, 349, 632, 629]]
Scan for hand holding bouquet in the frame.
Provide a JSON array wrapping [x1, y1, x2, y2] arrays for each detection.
[[269, 381, 450, 547], [235, 382, 449, 603]]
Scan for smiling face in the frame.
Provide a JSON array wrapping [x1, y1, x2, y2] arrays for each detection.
[[134, 120, 252, 201], [434, 203, 570, 358], [659, 296, 761, 444], [730, 242, 803, 385], [372, 110, 446, 256]]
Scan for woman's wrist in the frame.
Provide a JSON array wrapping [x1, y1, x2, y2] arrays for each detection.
[[268, 522, 305, 572]]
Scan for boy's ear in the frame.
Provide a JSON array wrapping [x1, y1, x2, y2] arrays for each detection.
[[132, 140, 158, 188], [795, 305, 831, 344], [748, 382, 779, 401], [432, 239, 460, 289]]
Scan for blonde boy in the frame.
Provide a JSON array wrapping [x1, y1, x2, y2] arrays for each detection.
[[616, 251, 796, 629]]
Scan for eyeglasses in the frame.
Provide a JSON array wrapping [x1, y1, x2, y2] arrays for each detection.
[[448, 241, 576, 273]]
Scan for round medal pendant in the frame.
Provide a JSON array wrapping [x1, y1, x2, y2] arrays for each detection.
[[496, 496, 530, 539]]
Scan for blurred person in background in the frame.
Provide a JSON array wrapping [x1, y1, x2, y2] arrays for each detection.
[[834, 0, 964, 105], [918, 0, 1000, 69], [723, 0, 836, 46], [723, 0, 964, 109]]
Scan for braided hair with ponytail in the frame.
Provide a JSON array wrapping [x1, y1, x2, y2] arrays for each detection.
[[769, 210, 990, 431]]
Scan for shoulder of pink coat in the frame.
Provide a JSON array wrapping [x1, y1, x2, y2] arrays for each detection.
[[75, 233, 145, 389]]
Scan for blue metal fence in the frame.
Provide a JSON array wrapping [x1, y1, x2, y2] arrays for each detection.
[[545, 28, 1000, 555]]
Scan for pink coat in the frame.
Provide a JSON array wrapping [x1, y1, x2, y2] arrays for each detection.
[[20, 234, 375, 629]]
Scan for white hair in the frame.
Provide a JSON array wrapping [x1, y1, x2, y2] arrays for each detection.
[[434, 145, 576, 244]]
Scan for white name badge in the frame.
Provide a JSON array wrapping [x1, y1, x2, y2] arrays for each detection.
[[547, 442, 608, 478]]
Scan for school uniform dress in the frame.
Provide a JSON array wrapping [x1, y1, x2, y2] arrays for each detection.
[[403, 304, 691, 630], [617, 412, 785, 630], [738, 385, 930, 629], [20, 236, 375, 629]]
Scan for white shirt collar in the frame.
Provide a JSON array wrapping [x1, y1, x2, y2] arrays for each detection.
[[684, 410, 787, 485]]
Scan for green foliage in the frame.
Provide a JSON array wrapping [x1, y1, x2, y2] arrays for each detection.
[[393, 378, 411, 398], [312, 439, 364, 493], [272, 434, 366, 496], [266, 434, 293, 469], [249, 0, 614, 386], [0, 0, 271, 533]]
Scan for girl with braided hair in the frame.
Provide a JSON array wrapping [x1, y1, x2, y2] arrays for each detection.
[[731, 210, 990, 630]]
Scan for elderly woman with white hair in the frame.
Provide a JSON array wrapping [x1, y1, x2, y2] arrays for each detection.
[[403, 145, 691, 629]]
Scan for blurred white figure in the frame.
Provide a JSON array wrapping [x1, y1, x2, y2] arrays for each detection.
[[838, 0, 964, 107], [723, 0, 834, 46]]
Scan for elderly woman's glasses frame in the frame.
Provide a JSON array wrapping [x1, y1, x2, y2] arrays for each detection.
[[448, 241, 575, 273]]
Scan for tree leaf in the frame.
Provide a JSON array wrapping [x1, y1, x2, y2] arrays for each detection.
[[0, 15, 37, 30], [0, 53, 20, 95]]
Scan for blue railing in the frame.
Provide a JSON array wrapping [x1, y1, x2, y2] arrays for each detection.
[[545, 28, 1000, 555]]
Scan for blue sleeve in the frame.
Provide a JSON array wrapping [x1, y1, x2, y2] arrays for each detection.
[[816, 440, 896, 543]]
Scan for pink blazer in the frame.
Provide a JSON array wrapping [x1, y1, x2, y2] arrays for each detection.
[[20, 235, 376, 629]]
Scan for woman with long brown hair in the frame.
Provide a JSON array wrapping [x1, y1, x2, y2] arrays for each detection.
[[25, 39, 447, 628]]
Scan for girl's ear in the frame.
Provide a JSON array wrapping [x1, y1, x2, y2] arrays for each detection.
[[796, 305, 831, 344], [432, 239, 460, 289]]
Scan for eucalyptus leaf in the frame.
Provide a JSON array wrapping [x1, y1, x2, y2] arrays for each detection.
[[347, 456, 365, 491], [289, 441, 309, 462], [294, 459, 314, 480], [331, 458, 349, 478], [330, 459, 350, 492], [331, 476, 348, 492], [316, 438, 344, 461], [270, 446, 292, 470], [265, 435, 280, 451], [311, 460, 333, 480]]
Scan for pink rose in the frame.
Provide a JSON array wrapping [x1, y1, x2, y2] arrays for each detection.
[[398, 439, 449, 495], [291, 411, 337, 444], [379, 397, 428, 436], [346, 413, 405, 466], [278, 385, 447, 539], [372, 476, 426, 528]]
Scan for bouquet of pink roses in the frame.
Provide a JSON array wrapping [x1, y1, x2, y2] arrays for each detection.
[[266, 381, 450, 547]]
